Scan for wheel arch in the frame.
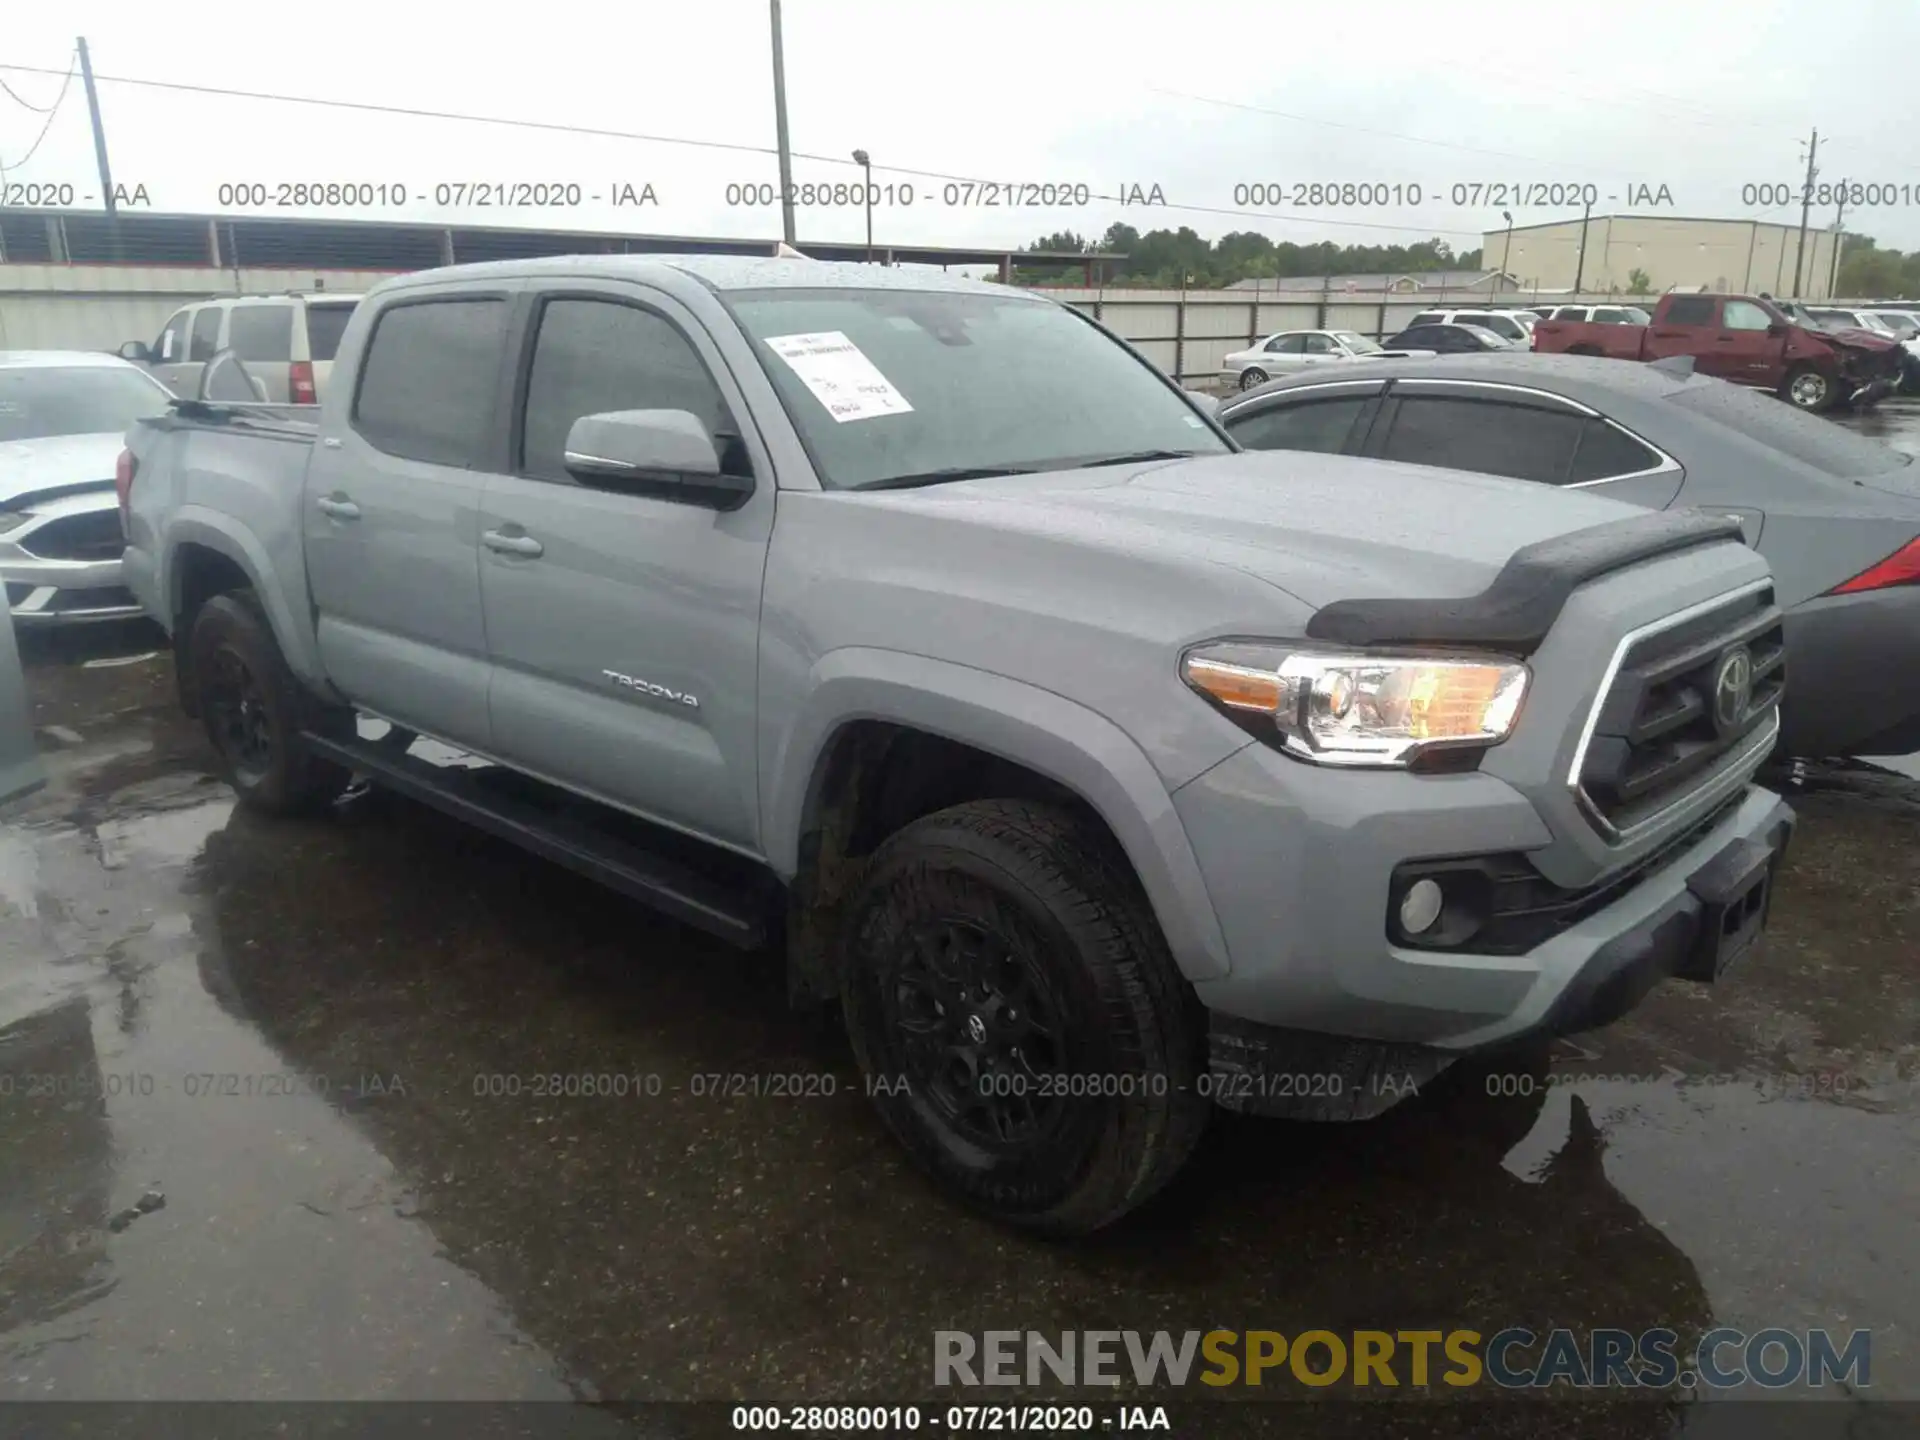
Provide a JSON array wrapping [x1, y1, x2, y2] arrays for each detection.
[[162, 510, 329, 708], [765, 649, 1233, 994]]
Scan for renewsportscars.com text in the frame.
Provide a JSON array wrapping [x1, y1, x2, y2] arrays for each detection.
[[934, 1328, 1870, 1391]]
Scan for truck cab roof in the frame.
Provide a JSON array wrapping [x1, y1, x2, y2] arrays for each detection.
[[369, 253, 1017, 299]]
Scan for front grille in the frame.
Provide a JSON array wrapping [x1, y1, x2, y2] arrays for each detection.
[[19, 510, 126, 562], [1576, 583, 1785, 839]]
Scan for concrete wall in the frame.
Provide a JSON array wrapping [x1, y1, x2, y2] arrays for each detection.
[[0, 264, 403, 352], [1483, 217, 1840, 299]]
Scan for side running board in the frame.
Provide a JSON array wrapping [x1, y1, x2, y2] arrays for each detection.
[[299, 730, 773, 950]]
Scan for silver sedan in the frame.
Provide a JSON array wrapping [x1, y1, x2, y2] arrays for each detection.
[[1219, 329, 1411, 391], [1, 352, 173, 627]]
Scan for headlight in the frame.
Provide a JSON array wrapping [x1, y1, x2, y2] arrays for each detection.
[[0, 511, 30, 535], [1181, 641, 1530, 768]]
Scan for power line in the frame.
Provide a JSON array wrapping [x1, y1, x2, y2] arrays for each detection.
[[0, 70, 65, 112], [0, 54, 75, 171], [1145, 85, 1635, 176], [0, 60, 1487, 240]]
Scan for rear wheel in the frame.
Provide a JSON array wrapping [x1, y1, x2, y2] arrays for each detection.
[[839, 799, 1208, 1235], [189, 590, 349, 815], [1780, 364, 1834, 412], [1238, 367, 1268, 390]]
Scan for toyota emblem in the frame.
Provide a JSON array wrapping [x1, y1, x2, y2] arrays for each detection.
[[966, 1014, 988, 1044], [1711, 646, 1753, 736]]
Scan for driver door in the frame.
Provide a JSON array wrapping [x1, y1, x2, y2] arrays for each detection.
[[477, 283, 774, 852]]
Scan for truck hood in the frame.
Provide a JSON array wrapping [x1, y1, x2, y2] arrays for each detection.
[[875, 451, 1648, 609], [0, 433, 123, 508]]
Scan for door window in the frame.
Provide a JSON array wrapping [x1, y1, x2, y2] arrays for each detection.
[[1379, 395, 1585, 483], [1722, 300, 1772, 332], [1226, 396, 1369, 455], [226, 304, 295, 362], [1302, 333, 1339, 354], [1266, 333, 1308, 354], [1662, 296, 1716, 326], [351, 298, 508, 467], [1568, 419, 1664, 482], [155, 312, 190, 362], [519, 297, 742, 483], [187, 307, 223, 362]]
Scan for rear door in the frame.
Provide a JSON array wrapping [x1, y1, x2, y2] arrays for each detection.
[[1262, 332, 1309, 374], [1647, 294, 1723, 372], [224, 302, 294, 402], [477, 282, 774, 851], [303, 286, 517, 752], [1359, 380, 1688, 502]]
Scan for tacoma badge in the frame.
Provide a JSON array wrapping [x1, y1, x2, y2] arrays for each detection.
[[602, 669, 700, 709]]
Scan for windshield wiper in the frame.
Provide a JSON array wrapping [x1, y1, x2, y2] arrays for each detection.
[[1068, 449, 1205, 469], [855, 465, 1041, 492]]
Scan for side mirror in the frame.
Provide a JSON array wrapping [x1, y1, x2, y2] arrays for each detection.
[[562, 410, 752, 509], [1767, 322, 1788, 337], [1184, 391, 1220, 417], [118, 340, 153, 363]]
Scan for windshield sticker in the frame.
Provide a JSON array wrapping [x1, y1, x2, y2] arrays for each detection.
[[763, 331, 914, 423]]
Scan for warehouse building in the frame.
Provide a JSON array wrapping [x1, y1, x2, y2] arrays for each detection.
[[1480, 215, 1841, 299]]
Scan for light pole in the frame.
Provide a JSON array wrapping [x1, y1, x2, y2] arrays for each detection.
[[1500, 210, 1513, 288], [1573, 198, 1593, 295], [769, 0, 797, 245], [852, 149, 873, 262]]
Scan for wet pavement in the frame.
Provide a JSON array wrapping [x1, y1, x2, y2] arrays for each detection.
[[2, 405, 1918, 1436]]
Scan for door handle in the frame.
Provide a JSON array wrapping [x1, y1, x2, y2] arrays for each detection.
[[315, 495, 360, 520], [482, 529, 544, 558]]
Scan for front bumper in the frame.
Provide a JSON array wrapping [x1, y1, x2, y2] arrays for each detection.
[[1174, 737, 1794, 1053], [1, 496, 142, 627]]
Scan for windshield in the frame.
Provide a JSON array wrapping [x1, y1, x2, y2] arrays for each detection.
[[727, 287, 1229, 490], [0, 364, 171, 443], [1336, 332, 1382, 353]]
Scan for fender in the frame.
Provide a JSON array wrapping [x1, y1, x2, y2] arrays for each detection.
[[763, 647, 1234, 982], [161, 506, 337, 699]]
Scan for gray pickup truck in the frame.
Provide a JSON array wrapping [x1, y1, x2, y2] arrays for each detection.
[[120, 255, 1794, 1234]]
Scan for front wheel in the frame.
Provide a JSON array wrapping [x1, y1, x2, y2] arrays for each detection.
[[1238, 367, 1268, 390], [1780, 364, 1834, 412], [839, 799, 1209, 1234], [189, 590, 349, 815]]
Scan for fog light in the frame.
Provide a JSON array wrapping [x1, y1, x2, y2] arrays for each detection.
[[1399, 878, 1444, 935]]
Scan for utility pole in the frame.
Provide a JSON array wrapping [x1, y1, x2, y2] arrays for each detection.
[[1791, 128, 1818, 298], [1572, 198, 1592, 294], [1826, 194, 1846, 299], [768, 0, 797, 246], [75, 37, 122, 259]]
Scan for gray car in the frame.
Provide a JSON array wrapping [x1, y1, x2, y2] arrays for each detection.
[[1, 352, 173, 626], [1217, 352, 1920, 756]]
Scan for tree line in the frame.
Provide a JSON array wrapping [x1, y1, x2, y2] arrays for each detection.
[[1008, 223, 1480, 287], [1008, 221, 1916, 298]]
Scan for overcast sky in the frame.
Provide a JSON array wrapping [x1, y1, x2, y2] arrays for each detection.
[[5, 0, 1920, 257]]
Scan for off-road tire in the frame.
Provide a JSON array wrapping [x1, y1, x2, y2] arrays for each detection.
[[188, 589, 350, 815], [839, 799, 1209, 1235]]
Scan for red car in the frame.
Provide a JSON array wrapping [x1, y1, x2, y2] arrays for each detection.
[[1531, 292, 1903, 413]]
